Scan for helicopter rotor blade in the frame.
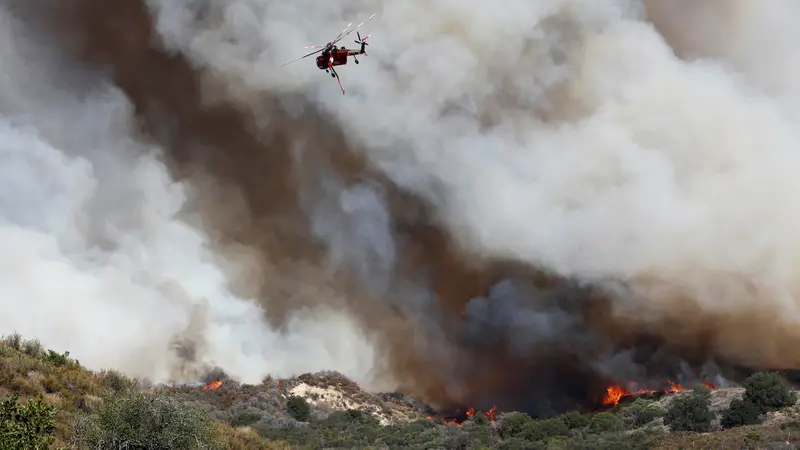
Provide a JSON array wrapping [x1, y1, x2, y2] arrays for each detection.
[[333, 13, 376, 44], [332, 23, 352, 44], [282, 14, 375, 68], [279, 47, 324, 67]]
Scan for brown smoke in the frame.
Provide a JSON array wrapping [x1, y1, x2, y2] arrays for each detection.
[[19, 0, 800, 416], [37, 0, 532, 407]]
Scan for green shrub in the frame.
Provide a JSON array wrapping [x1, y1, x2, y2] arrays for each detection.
[[231, 409, 263, 427], [619, 398, 665, 428], [321, 409, 379, 429], [464, 423, 494, 446], [523, 417, 570, 441], [21, 339, 44, 359], [100, 369, 139, 394], [559, 411, 590, 429], [0, 393, 58, 450], [44, 350, 70, 367], [471, 410, 491, 425], [372, 421, 429, 447], [542, 435, 571, 449], [664, 386, 713, 432], [577, 428, 661, 450], [720, 398, 761, 429], [589, 412, 625, 434], [495, 437, 538, 449], [3, 333, 22, 350], [285, 396, 311, 422], [71, 391, 224, 449], [499, 412, 535, 438], [742, 372, 797, 413]]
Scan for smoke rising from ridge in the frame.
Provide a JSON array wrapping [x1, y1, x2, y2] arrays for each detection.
[[5, 0, 800, 415]]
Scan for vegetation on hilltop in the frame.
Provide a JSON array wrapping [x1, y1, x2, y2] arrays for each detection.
[[3, 332, 800, 449]]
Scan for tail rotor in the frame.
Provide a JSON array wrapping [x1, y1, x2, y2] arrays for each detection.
[[355, 31, 370, 55]]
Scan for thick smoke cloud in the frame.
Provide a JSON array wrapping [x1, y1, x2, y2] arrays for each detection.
[[0, 2, 377, 386], [146, 0, 800, 377], [5, 0, 800, 416]]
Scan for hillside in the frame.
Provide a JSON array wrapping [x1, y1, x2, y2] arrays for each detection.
[[3, 333, 800, 449]]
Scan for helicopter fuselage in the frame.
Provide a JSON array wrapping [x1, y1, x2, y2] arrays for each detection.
[[316, 49, 350, 69]]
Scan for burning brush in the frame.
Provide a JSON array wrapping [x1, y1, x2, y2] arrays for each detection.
[[430, 406, 498, 427], [202, 379, 222, 390], [601, 379, 718, 407]]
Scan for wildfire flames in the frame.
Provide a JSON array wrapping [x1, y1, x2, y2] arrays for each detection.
[[602, 380, 717, 406], [435, 406, 497, 427], [202, 379, 222, 390]]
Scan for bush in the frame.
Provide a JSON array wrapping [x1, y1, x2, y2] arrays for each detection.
[[321, 409, 380, 429], [44, 350, 70, 367], [231, 408, 264, 427], [664, 386, 713, 432], [0, 393, 58, 450], [523, 417, 570, 441], [471, 410, 491, 426], [71, 391, 224, 449], [21, 339, 44, 359], [100, 369, 139, 394], [499, 412, 535, 438], [496, 437, 538, 450], [589, 412, 625, 434], [3, 333, 22, 350], [577, 428, 662, 450], [619, 398, 666, 428], [285, 396, 311, 422], [742, 372, 797, 413], [375, 419, 438, 447], [559, 411, 590, 429], [721, 398, 761, 429]]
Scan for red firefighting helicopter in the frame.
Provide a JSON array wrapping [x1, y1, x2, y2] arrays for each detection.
[[280, 14, 377, 95]]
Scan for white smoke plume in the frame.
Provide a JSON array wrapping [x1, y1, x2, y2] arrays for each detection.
[[145, 0, 800, 371], [0, 3, 377, 385], [5, 0, 800, 408]]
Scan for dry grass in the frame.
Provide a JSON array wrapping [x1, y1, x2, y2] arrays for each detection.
[[0, 333, 286, 448], [0, 334, 107, 444]]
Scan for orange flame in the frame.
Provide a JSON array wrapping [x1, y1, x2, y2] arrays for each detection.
[[665, 381, 684, 394], [602, 385, 627, 405], [485, 406, 497, 421], [437, 406, 497, 426], [202, 379, 222, 390], [602, 379, 719, 406]]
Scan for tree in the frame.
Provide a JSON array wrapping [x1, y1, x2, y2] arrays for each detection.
[[742, 372, 797, 413], [0, 393, 58, 450]]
